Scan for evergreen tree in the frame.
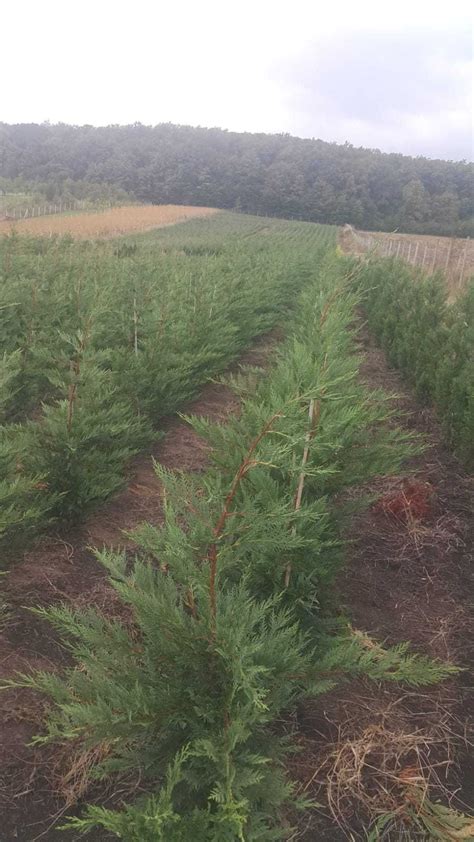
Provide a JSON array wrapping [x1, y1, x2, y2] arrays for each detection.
[[8, 259, 455, 839]]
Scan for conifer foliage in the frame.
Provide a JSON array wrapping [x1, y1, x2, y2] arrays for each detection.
[[11, 255, 455, 840], [356, 257, 474, 466], [0, 350, 51, 542], [0, 215, 334, 541]]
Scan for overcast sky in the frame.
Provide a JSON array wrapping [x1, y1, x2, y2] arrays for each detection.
[[3, 0, 473, 161]]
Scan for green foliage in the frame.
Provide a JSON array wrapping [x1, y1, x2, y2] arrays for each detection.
[[7, 258, 456, 839], [357, 258, 474, 467], [0, 174, 132, 210], [0, 215, 336, 534], [1, 123, 473, 235], [0, 350, 53, 544], [22, 575, 310, 840], [27, 370, 152, 520], [65, 746, 294, 841], [177, 257, 418, 620], [0, 427, 52, 545], [435, 282, 474, 460]]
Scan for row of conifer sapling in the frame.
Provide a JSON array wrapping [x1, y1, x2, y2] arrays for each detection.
[[5, 257, 458, 840]]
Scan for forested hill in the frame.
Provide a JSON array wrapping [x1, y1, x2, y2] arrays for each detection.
[[1, 122, 473, 235]]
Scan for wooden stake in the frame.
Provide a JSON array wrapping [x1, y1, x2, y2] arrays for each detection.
[[284, 397, 321, 589], [445, 238, 454, 272], [459, 246, 467, 286], [133, 296, 138, 355], [422, 245, 428, 269]]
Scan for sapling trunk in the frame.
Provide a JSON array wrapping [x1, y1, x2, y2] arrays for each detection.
[[284, 397, 321, 588], [133, 296, 138, 355], [206, 412, 282, 633], [66, 357, 80, 433], [66, 322, 90, 434]]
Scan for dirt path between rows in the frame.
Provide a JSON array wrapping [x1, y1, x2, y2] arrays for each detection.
[[1, 324, 472, 841], [292, 326, 473, 839]]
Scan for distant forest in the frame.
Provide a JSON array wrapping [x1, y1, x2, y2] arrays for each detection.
[[1, 122, 473, 236]]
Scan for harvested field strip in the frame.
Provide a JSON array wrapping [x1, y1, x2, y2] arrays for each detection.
[[0, 204, 219, 238]]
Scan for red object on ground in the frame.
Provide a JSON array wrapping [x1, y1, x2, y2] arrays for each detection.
[[373, 479, 433, 521]]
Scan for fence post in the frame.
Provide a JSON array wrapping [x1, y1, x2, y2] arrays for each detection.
[[444, 238, 454, 272], [422, 245, 428, 269], [458, 246, 467, 285]]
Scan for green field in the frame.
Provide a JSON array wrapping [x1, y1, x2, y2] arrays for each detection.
[[0, 213, 336, 541], [1, 211, 472, 841]]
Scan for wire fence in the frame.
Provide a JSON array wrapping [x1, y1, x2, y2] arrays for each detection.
[[0, 200, 93, 221], [343, 225, 473, 293]]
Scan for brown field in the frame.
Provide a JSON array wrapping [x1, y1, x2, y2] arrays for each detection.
[[0, 204, 219, 239], [340, 224, 474, 297]]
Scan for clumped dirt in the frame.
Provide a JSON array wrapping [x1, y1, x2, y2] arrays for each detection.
[[0, 325, 472, 841]]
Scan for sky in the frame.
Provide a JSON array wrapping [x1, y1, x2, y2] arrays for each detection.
[[2, 0, 473, 161]]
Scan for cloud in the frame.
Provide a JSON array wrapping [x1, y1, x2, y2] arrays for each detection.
[[273, 27, 473, 160], [1, 1, 472, 161]]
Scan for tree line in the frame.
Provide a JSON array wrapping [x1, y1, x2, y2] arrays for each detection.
[[1, 122, 472, 235]]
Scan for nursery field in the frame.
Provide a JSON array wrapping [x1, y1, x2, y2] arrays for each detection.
[[0, 212, 472, 841], [0, 203, 218, 238]]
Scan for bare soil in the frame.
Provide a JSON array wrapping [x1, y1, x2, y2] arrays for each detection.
[[290, 327, 473, 839], [1, 325, 472, 841], [0, 331, 280, 842]]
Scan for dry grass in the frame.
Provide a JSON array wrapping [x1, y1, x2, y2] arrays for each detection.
[[289, 683, 470, 840], [340, 225, 473, 298], [51, 742, 114, 808], [0, 204, 219, 239]]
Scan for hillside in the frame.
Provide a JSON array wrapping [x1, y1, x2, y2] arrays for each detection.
[[1, 122, 473, 236]]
